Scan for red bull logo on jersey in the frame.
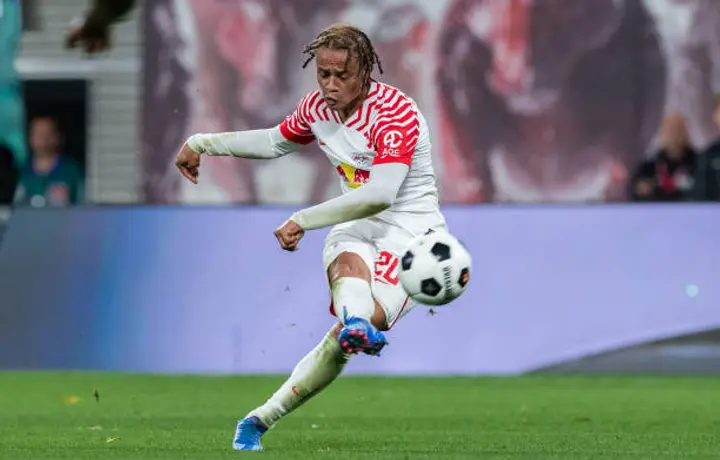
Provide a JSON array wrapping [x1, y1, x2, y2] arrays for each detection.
[[336, 162, 370, 189]]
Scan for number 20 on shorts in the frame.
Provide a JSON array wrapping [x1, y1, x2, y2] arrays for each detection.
[[374, 251, 399, 286]]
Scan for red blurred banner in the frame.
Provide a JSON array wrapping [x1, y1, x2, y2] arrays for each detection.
[[142, 0, 720, 204]]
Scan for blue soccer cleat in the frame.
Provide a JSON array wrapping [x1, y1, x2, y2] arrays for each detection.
[[232, 416, 268, 451], [338, 315, 388, 356]]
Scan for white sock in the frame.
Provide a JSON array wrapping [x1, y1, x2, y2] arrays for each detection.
[[248, 329, 349, 427], [331, 277, 374, 323]]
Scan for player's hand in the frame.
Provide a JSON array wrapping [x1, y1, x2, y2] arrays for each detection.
[[175, 143, 202, 184], [274, 220, 305, 252], [65, 15, 112, 55]]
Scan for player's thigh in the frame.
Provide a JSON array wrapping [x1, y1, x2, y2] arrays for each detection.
[[372, 277, 416, 331], [327, 251, 372, 283], [323, 222, 389, 329], [322, 222, 376, 281]]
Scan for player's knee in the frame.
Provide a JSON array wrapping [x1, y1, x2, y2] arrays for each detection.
[[327, 251, 371, 284], [327, 252, 388, 330]]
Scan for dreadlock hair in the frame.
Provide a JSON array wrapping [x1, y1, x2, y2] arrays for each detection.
[[302, 23, 384, 88]]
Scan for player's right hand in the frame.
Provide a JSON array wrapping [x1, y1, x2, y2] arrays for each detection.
[[175, 143, 201, 184], [274, 219, 305, 252]]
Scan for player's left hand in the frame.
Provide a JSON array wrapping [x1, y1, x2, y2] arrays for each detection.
[[274, 220, 305, 252]]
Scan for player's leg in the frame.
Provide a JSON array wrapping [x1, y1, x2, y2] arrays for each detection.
[[329, 250, 393, 355], [233, 253, 390, 451], [233, 221, 394, 450], [233, 321, 348, 451], [233, 228, 382, 451]]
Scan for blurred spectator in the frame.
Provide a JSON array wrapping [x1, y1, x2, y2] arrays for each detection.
[[14, 117, 84, 207], [630, 114, 697, 202], [694, 97, 720, 201]]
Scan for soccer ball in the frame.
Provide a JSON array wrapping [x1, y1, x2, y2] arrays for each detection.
[[398, 229, 472, 306]]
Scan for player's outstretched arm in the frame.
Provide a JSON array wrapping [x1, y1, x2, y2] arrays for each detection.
[[186, 126, 303, 159], [292, 162, 408, 230], [176, 92, 315, 185], [175, 126, 305, 184]]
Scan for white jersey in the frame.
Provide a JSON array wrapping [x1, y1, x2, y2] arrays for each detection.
[[278, 81, 440, 216]]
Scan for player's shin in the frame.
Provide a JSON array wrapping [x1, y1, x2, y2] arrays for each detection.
[[331, 276, 375, 323], [248, 329, 349, 427]]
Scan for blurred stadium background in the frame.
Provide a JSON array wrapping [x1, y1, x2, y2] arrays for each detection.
[[1, 1, 719, 458]]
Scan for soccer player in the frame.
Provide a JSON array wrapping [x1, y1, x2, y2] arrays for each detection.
[[175, 23, 447, 451]]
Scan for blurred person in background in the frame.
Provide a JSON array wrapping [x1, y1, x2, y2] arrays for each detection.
[[643, 0, 720, 147], [630, 113, 697, 202], [14, 116, 84, 207], [694, 96, 720, 201], [0, 0, 25, 205]]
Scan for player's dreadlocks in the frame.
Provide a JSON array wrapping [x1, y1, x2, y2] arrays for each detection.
[[302, 24, 384, 87]]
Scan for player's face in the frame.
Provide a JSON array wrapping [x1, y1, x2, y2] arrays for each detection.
[[316, 47, 363, 111]]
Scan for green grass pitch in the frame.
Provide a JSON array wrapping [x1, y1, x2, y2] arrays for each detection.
[[1, 373, 719, 459]]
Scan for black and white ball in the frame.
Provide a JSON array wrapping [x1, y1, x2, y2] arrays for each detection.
[[398, 229, 472, 306]]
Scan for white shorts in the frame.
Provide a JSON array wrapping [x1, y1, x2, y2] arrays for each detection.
[[323, 209, 447, 329]]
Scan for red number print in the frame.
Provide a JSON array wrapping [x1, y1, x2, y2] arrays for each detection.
[[374, 251, 400, 286]]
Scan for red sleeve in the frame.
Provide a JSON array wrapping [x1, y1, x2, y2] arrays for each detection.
[[371, 97, 420, 166], [279, 92, 318, 145]]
